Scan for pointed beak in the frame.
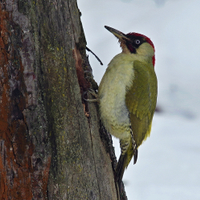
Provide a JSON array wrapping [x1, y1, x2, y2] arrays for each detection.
[[104, 26, 130, 41]]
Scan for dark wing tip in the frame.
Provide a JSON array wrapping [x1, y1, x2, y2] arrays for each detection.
[[133, 149, 138, 164]]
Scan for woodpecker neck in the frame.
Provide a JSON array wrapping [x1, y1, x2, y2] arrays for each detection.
[[120, 41, 155, 66], [136, 43, 155, 66]]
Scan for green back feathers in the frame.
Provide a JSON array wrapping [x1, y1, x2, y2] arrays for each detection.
[[125, 60, 157, 147]]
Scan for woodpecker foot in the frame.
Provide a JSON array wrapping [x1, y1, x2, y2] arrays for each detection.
[[83, 89, 99, 102]]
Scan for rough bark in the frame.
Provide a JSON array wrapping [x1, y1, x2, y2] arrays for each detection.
[[0, 0, 126, 199]]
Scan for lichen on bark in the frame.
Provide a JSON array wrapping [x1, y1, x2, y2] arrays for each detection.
[[0, 0, 125, 199]]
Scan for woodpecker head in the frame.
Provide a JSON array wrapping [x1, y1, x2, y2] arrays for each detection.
[[105, 26, 155, 66]]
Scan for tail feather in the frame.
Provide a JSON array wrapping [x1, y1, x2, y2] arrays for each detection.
[[115, 136, 138, 181], [116, 153, 127, 182]]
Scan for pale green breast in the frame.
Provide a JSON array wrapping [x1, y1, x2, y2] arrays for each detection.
[[98, 53, 135, 139]]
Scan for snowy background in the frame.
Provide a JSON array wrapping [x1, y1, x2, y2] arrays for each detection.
[[77, 0, 200, 199]]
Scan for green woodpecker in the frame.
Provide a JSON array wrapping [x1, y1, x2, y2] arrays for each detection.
[[98, 26, 157, 181]]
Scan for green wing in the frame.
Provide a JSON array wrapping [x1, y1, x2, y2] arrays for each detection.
[[125, 60, 157, 147]]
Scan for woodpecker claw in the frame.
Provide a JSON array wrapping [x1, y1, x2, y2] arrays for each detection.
[[83, 89, 99, 102]]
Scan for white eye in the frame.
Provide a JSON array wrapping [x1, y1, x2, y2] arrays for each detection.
[[135, 39, 140, 44]]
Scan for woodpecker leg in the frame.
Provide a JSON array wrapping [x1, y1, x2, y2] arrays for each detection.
[[83, 89, 99, 102]]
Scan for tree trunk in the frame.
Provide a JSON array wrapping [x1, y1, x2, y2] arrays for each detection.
[[0, 0, 127, 199]]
